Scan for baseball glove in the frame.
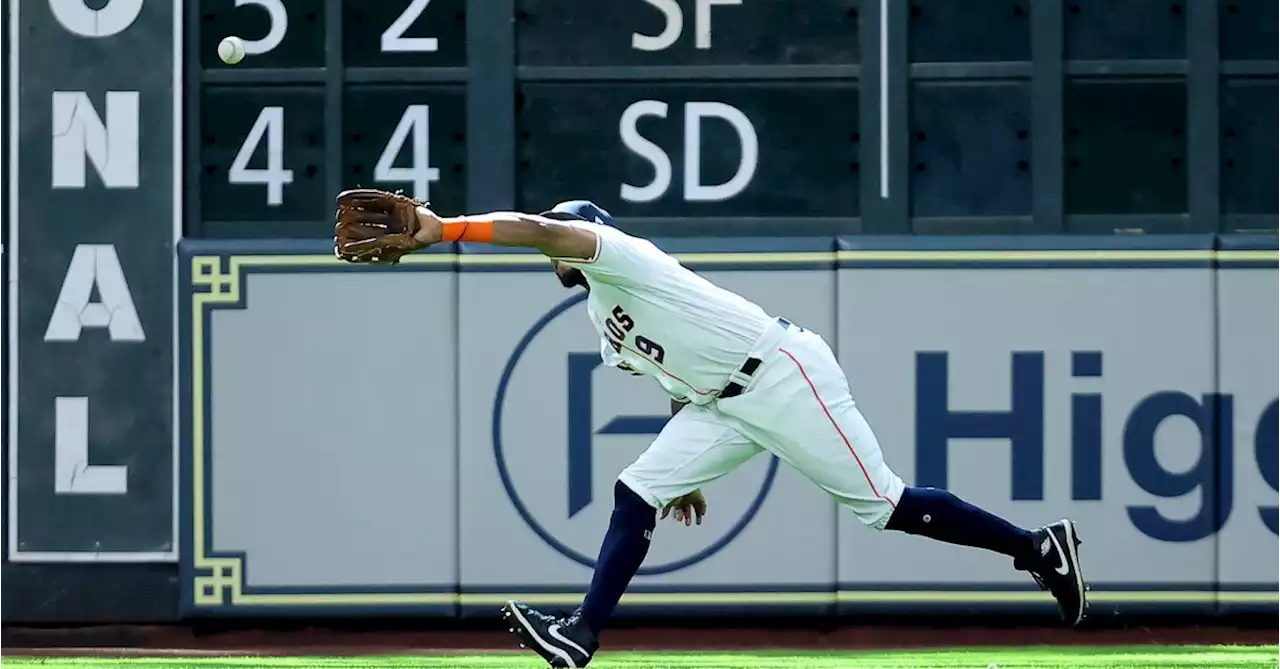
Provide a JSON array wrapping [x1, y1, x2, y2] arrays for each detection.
[[332, 188, 426, 264]]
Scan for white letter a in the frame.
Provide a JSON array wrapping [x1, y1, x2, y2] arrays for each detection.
[[45, 244, 145, 342]]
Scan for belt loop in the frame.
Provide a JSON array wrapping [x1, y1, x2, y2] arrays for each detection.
[[777, 316, 801, 332], [725, 362, 756, 391]]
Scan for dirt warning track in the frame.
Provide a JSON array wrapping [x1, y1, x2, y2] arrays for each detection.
[[4, 623, 1275, 657]]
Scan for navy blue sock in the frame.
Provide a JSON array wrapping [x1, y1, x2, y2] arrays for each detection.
[[578, 480, 656, 636], [885, 487, 1036, 561]]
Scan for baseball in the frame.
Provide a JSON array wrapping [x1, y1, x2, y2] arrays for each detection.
[[217, 36, 246, 65]]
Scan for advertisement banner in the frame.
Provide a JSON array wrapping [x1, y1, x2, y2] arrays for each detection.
[[177, 237, 1277, 617], [833, 237, 1276, 614]]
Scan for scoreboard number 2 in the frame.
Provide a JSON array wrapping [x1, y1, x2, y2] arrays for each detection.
[[382, 0, 438, 53], [229, 106, 294, 206]]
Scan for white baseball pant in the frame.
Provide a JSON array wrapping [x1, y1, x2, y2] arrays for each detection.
[[618, 323, 906, 529]]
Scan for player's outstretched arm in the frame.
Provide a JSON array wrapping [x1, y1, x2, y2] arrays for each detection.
[[413, 207, 598, 260]]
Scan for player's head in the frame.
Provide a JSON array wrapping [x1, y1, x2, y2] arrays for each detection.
[[539, 200, 613, 290]]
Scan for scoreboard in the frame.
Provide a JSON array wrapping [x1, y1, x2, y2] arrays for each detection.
[[196, 0, 468, 238], [192, 0, 868, 238]]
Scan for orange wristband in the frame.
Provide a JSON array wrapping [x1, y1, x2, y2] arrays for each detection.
[[440, 218, 494, 243]]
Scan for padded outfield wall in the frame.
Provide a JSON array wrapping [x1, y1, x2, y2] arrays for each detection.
[[174, 235, 1277, 620]]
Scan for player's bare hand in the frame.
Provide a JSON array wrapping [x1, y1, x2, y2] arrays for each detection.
[[661, 490, 707, 526], [412, 204, 444, 246]]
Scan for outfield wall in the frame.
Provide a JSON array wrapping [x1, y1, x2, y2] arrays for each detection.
[[176, 234, 1278, 620]]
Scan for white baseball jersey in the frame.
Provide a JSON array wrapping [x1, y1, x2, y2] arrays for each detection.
[[556, 219, 905, 529], [554, 223, 774, 405]]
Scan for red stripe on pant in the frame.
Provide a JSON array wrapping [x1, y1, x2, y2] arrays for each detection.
[[779, 348, 896, 509]]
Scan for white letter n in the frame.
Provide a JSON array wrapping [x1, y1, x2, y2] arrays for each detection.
[[52, 91, 140, 189]]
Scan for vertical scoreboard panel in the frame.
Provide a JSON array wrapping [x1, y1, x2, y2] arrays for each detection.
[[199, 0, 325, 69], [517, 0, 861, 66], [517, 83, 860, 218], [200, 87, 328, 224], [343, 0, 468, 68], [343, 86, 468, 214], [12, 0, 177, 560]]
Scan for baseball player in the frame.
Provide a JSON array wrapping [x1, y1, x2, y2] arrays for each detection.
[[332, 191, 1088, 669]]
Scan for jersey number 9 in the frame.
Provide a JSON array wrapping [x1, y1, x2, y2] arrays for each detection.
[[606, 305, 666, 364], [634, 335, 666, 364]]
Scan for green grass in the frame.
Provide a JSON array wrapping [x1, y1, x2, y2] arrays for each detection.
[[4, 646, 1277, 669]]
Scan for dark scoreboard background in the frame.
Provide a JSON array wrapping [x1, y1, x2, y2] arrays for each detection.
[[191, 0, 870, 239], [190, 0, 1276, 239]]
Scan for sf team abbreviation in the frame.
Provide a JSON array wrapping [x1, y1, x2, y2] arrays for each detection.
[[632, 0, 742, 51]]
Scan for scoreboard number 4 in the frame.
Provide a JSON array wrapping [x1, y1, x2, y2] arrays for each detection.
[[375, 105, 440, 202], [227, 104, 440, 205], [229, 106, 293, 206]]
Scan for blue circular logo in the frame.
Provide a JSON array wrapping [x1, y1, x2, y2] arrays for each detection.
[[492, 292, 778, 575]]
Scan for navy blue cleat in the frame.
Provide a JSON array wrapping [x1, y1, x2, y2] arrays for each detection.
[[502, 600, 599, 668], [1017, 519, 1087, 626]]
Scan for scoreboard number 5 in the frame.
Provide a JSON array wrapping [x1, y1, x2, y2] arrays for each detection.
[[234, 0, 288, 55], [382, 0, 438, 53]]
